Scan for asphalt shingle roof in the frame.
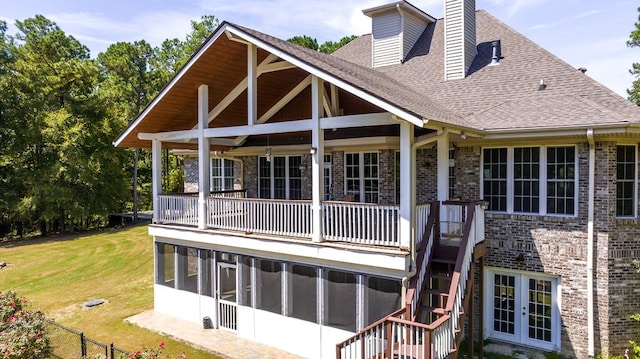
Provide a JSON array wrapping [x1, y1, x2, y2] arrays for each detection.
[[333, 10, 640, 131]]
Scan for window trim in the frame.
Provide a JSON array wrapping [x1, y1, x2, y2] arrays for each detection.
[[211, 158, 236, 192], [258, 155, 302, 200], [616, 144, 638, 218], [481, 145, 578, 217], [345, 151, 379, 203]]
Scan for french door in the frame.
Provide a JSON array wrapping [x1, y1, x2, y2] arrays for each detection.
[[217, 262, 237, 332], [487, 270, 560, 350]]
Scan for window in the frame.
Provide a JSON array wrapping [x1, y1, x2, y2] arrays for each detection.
[[483, 148, 507, 211], [449, 148, 456, 199], [290, 265, 317, 323], [345, 152, 379, 203], [367, 277, 401, 326], [325, 270, 357, 332], [617, 145, 636, 217], [324, 154, 332, 200], [256, 259, 282, 314], [200, 250, 213, 297], [211, 158, 235, 191], [514, 147, 539, 213], [395, 151, 400, 204], [156, 243, 175, 288], [546, 147, 575, 215], [259, 156, 302, 200], [176, 247, 198, 293], [482, 146, 577, 215]]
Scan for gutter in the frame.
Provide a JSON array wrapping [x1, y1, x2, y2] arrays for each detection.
[[586, 128, 595, 358]]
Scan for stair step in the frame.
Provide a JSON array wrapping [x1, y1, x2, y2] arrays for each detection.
[[428, 273, 452, 281], [432, 256, 456, 265], [420, 305, 446, 315], [423, 288, 449, 296]]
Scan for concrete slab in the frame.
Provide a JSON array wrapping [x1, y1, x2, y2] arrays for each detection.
[[125, 310, 304, 359]]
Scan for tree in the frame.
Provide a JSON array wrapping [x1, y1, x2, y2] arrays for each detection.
[[288, 35, 319, 51], [288, 34, 358, 54], [628, 6, 640, 105], [1, 15, 129, 235], [319, 35, 358, 54]]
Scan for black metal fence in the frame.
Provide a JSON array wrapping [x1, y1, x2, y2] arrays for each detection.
[[46, 319, 129, 359]]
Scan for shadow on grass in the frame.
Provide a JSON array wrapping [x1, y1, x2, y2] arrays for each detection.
[[0, 223, 150, 249]]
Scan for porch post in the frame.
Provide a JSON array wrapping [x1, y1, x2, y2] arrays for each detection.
[[437, 133, 450, 202], [247, 43, 257, 127], [399, 121, 415, 250], [198, 84, 210, 230], [311, 75, 325, 242], [152, 139, 162, 223]]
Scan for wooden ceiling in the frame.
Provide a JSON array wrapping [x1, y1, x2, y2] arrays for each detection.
[[117, 29, 383, 150]]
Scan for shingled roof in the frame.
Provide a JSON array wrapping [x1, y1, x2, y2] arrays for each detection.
[[333, 10, 640, 132], [115, 6, 640, 149]]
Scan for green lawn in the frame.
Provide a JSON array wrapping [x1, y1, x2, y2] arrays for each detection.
[[0, 225, 218, 359]]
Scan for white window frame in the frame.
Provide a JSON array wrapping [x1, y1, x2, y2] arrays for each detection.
[[258, 155, 302, 200], [616, 144, 638, 218], [481, 145, 578, 216], [483, 267, 562, 352], [345, 151, 379, 203], [211, 158, 236, 192]]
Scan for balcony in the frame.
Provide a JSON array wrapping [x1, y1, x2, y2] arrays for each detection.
[[155, 191, 432, 249]]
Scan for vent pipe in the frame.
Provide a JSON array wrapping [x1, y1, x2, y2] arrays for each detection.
[[489, 40, 500, 66]]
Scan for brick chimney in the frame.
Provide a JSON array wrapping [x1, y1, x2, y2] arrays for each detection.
[[444, 0, 477, 80], [363, 1, 436, 68]]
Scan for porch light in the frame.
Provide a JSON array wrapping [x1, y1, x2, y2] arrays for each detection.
[[265, 147, 271, 162], [310, 147, 317, 155]]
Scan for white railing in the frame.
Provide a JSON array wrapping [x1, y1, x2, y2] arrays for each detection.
[[218, 300, 237, 332], [432, 202, 481, 358], [207, 197, 313, 238], [411, 202, 438, 320], [322, 201, 399, 247], [157, 194, 198, 226], [415, 203, 431, 247]]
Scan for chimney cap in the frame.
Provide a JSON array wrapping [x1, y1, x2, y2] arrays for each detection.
[[363, 0, 436, 23]]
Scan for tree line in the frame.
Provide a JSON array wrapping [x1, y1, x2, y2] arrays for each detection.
[[0, 14, 355, 239]]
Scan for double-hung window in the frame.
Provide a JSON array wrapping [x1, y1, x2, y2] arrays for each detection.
[[211, 158, 235, 191], [258, 155, 302, 200], [617, 145, 637, 217], [482, 146, 577, 215], [345, 152, 379, 203]]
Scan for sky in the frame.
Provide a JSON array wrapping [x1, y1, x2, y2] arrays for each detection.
[[0, 0, 638, 97]]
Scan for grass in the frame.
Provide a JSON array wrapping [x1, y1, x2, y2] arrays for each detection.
[[0, 225, 218, 358]]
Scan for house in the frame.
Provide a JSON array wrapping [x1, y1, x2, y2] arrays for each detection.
[[113, 0, 640, 357]]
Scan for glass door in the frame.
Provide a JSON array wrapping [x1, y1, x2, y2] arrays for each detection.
[[486, 270, 559, 351]]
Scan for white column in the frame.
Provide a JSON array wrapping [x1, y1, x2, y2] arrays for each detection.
[[247, 43, 257, 127], [399, 121, 415, 250], [198, 84, 211, 230], [437, 133, 450, 202], [311, 75, 325, 242], [152, 139, 162, 223]]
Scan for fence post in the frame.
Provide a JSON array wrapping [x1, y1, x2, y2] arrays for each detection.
[[110, 343, 115, 359], [80, 332, 87, 357]]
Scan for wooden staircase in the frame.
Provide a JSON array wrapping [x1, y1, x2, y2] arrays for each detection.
[[336, 200, 486, 359]]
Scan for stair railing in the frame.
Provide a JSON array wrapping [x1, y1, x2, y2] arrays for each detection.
[[431, 200, 483, 357], [335, 201, 484, 359], [407, 201, 440, 320]]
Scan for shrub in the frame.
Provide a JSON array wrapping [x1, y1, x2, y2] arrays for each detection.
[[0, 290, 51, 359]]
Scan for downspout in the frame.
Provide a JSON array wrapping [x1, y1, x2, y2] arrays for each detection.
[[587, 128, 595, 358], [401, 131, 447, 305]]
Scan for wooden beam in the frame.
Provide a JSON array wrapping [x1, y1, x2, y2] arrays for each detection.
[[206, 54, 278, 123], [234, 75, 311, 145], [205, 119, 314, 138], [319, 113, 396, 129], [330, 83, 340, 115], [322, 86, 333, 117]]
